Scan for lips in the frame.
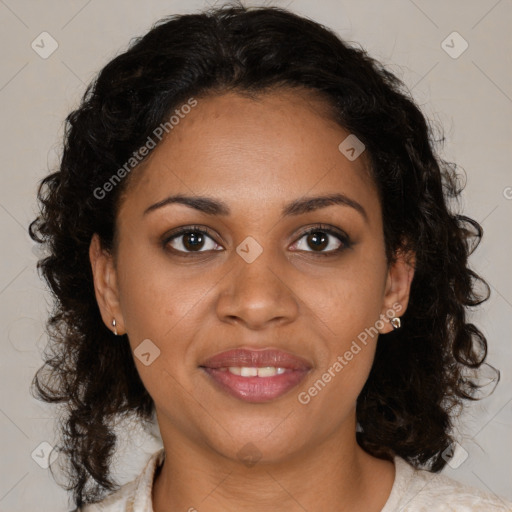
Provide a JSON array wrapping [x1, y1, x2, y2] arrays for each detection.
[[200, 348, 312, 370], [199, 348, 312, 403]]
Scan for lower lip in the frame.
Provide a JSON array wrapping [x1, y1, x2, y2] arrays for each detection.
[[201, 368, 309, 403]]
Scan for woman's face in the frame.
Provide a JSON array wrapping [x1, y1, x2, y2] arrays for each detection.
[[91, 89, 413, 464]]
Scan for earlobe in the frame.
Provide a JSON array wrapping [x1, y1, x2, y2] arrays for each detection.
[[89, 234, 125, 335], [380, 250, 415, 334]]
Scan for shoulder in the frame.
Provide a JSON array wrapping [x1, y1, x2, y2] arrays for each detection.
[[382, 456, 512, 512], [74, 448, 165, 512], [76, 479, 139, 512]]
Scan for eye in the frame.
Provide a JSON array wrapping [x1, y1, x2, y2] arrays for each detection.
[[163, 226, 223, 254], [162, 223, 351, 257], [291, 224, 351, 255]]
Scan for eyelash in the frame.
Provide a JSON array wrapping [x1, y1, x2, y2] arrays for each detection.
[[162, 224, 351, 258]]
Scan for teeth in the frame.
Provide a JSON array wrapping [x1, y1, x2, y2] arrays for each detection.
[[228, 367, 287, 377], [240, 367, 258, 377], [257, 366, 278, 377]]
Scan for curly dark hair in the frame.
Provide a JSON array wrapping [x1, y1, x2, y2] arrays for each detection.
[[29, 3, 498, 508]]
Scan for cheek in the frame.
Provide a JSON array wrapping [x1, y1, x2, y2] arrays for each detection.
[[315, 263, 387, 339], [297, 283, 382, 424], [115, 256, 220, 414], [115, 247, 207, 415], [306, 256, 387, 392], [116, 244, 208, 337], [320, 296, 380, 394]]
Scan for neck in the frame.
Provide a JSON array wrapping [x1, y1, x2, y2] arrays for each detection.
[[152, 419, 395, 512]]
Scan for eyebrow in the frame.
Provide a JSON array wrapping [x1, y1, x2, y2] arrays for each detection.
[[143, 192, 368, 221]]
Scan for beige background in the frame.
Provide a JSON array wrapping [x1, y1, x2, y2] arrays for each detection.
[[0, 0, 511, 510]]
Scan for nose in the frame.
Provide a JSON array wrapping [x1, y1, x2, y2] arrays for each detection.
[[215, 246, 299, 330]]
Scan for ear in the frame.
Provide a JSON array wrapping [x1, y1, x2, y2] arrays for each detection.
[[89, 233, 125, 335], [379, 250, 415, 334]]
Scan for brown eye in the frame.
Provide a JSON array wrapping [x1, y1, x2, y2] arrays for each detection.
[[305, 231, 329, 251], [164, 227, 222, 254], [181, 232, 206, 251], [291, 225, 351, 255]]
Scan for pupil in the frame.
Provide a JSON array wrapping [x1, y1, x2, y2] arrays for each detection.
[[184, 232, 204, 251], [308, 232, 328, 251]]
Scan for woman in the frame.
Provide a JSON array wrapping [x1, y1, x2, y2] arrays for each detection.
[[29, 4, 512, 511]]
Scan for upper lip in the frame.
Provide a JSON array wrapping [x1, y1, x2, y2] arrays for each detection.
[[200, 348, 312, 370]]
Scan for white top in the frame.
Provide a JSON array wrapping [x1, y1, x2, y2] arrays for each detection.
[[77, 448, 512, 511]]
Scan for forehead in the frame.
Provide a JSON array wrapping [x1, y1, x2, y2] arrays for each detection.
[[118, 89, 379, 220]]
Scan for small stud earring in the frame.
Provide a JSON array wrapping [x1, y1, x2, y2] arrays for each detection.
[[112, 318, 118, 336], [390, 317, 401, 330]]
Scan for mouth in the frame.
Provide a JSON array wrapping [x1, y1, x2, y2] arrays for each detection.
[[199, 348, 312, 403]]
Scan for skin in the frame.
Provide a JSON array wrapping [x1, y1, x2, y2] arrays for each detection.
[[89, 89, 415, 512]]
